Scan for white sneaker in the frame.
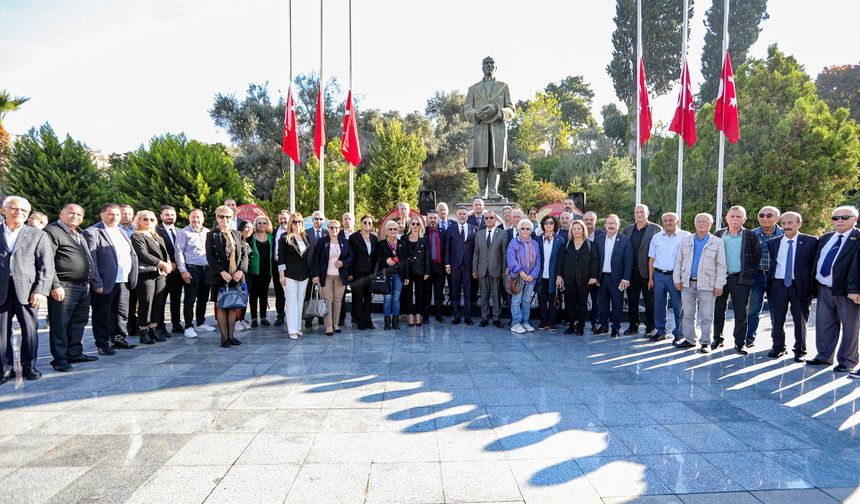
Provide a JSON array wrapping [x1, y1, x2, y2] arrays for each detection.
[[523, 323, 535, 332], [196, 324, 216, 333], [242, 320, 252, 330], [511, 323, 526, 334], [234, 321, 247, 332], [289, 333, 299, 340], [184, 327, 198, 339]]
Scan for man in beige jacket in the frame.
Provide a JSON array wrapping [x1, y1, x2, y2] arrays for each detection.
[[674, 213, 728, 353]]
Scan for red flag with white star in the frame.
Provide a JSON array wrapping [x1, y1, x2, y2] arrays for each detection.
[[638, 58, 652, 147], [340, 90, 362, 166], [669, 61, 697, 148], [714, 50, 740, 144], [313, 84, 325, 160], [282, 86, 301, 164]]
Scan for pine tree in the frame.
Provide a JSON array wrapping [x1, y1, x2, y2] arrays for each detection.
[[360, 119, 426, 221], [511, 165, 540, 211], [5, 123, 108, 224], [112, 133, 252, 220]]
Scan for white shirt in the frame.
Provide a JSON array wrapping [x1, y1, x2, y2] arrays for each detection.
[[542, 235, 554, 279], [648, 230, 691, 272], [602, 233, 617, 273], [774, 235, 799, 280], [2, 224, 23, 252], [162, 224, 177, 248], [229, 218, 239, 231], [105, 225, 132, 283], [274, 226, 287, 258], [816, 229, 854, 287]]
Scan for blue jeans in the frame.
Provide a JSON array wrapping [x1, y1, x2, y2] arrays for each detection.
[[383, 274, 403, 317], [510, 282, 535, 326], [653, 271, 682, 337], [746, 271, 768, 343]]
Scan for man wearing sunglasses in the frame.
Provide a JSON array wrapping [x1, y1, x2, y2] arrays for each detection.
[[747, 206, 784, 347], [808, 206, 860, 374]]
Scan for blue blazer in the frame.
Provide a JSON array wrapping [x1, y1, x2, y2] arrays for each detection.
[[444, 223, 477, 271], [767, 233, 817, 301], [536, 234, 566, 294], [85, 221, 139, 293], [313, 234, 353, 287], [594, 232, 634, 286]]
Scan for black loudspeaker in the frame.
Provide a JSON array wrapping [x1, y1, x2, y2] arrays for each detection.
[[418, 190, 436, 215], [569, 192, 587, 213]]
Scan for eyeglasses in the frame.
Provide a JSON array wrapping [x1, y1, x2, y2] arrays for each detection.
[[387, 228, 397, 232], [362, 221, 372, 226], [216, 215, 231, 219], [758, 213, 775, 218], [290, 222, 299, 226], [410, 223, 421, 227], [313, 217, 323, 221], [485, 216, 495, 220], [543, 221, 553, 226], [5, 207, 28, 213], [832, 215, 854, 221], [142, 217, 155, 222], [519, 227, 531, 231], [256, 222, 268, 226]]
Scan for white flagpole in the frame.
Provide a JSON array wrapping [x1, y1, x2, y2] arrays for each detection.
[[348, 0, 355, 218], [318, 0, 325, 217], [635, 0, 642, 205], [676, 0, 690, 220], [289, 0, 295, 216], [716, 0, 730, 230]]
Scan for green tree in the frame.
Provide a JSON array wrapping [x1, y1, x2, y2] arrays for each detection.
[[5, 123, 108, 224], [511, 165, 540, 210], [360, 119, 427, 221], [586, 156, 637, 218], [699, 0, 769, 102], [817, 63, 860, 122], [271, 137, 354, 219], [0, 90, 30, 177], [601, 103, 631, 150], [512, 91, 572, 158], [112, 133, 252, 220], [535, 180, 567, 207], [543, 76, 596, 130], [419, 90, 472, 205]]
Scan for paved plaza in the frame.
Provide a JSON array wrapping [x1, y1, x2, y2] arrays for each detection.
[[1, 303, 859, 504]]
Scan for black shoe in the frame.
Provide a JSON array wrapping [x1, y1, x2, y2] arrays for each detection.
[[590, 324, 598, 333], [735, 345, 749, 355], [221, 341, 231, 348], [150, 328, 167, 343], [0, 370, 14, 385], [745, 341, 755, 349], [834, 364, 850, 373], [435, 315, 445, 323], [793, 353, 807, 363], [676, 340, 695, 349], [139, 329, 155, 345], [768, 349, 786, 358], [806, 359, 831, 366], [52, 362, 74, 372], [274, 317, 285, 326], [334, 328, 342, 333], [594, 325, 608, 335], [611, 329, 620, 338], [69, 354, 98, 363], [228, 337, 242, 346], [23, 368, 42, 380], [711, 338, 725, 350], [644, 326, 655, 337], [650, 333, 669, 342], [98, 346, 117, 355], [325, 331, 334, 336], [171, 325, 184, 334], [623, 326, 639, 335], [465, 319, 474, 325], [384, 317, 392, 331], [250, 319, 258, 328], [700, 345, 711, 354], [452, 318, 461, 325], [112, 338, 137, 349], [261, 319, 271, 326], [392, 318, 401, 330], [493, 320, 502, 328], [479, 320, 489, 327], [157, 328, 172, 339], [564, 326, 575, 335], [850, 370, 860, 379], [305, 319, 313, 328]]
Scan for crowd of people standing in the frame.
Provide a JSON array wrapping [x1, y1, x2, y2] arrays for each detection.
[[1, 193, 859, 384]]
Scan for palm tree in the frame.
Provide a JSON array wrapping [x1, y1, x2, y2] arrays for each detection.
[[0, 90, 30, 172]]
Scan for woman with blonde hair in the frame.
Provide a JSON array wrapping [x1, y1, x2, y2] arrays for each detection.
[[402, 215, 430, 327], [207, 205, 250, 347], [246, 215, 274, 327], [278, 212, 311, 339], [377, 219, 406, 330], [131, 210, 172, 344]]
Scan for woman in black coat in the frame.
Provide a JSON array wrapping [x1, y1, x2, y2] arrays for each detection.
[[348, 214, 378, 330], [277, 212, 311, 340], [555, 221, 599, 335], [377, 219, 407, 330], [401, 215, 431, 327], [131, 210, 173, 345], [207, 205, 250, 347]]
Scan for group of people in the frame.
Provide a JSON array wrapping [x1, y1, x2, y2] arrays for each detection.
[[2, 193, 860, 384]]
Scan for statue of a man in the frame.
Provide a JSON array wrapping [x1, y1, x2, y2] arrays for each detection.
[[464, 56, 515, 200]]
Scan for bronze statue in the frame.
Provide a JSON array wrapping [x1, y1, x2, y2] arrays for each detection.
[[464, 56, 515, 200]]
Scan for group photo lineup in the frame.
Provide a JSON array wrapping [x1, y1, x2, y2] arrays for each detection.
[[1, 0, 859, 502]]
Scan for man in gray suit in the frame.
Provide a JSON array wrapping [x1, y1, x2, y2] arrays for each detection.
[[622, 204, 662, 336], [0, 196, 54, 383], [472, 211, 508, 327], [304, 210, 325, 328], [85, 203, 139, 355]]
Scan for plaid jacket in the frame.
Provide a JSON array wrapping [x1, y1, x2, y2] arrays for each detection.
[[715, 228, 761, 286]]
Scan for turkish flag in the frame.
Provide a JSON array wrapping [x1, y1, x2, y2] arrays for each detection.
[[714, 50, 740, 144], [638, 58, 652, 147], [282, 86, 300, 164], [669, 61, 697, 148], [313, 84, 325, 160], [340, 90, 362, 166]]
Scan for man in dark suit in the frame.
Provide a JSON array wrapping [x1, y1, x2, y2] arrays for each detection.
[[713, 206, 761, 354], [594, 214, 633, 337], [45, 204, 97, 372], [466, 198, 486, 230], [156, 205, 183, 334], [424, 211, 448, 322], [621, 204, 662, 336], [0, 196, 54, 383], [304, 210, 326, 328], [445, 207, 477, 324], [584, 211, 604, 331], [271, 210, 291, 326], [473, 211, 508, 327], [85, 203, 139, 354], [808, 206, 860, 373], [766, 212, 817, 361]]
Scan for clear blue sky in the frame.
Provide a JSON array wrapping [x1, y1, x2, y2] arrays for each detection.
[[1, 0, 856, 153]]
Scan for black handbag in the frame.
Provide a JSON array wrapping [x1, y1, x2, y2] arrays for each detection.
[[217, 285, 248, 310], [370, 267, 391, 295]]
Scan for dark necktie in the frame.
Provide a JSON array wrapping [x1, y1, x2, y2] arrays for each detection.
[[819, 234, 843, 277], [784, 239, 794, 288], [169, 228, 176, 245], [430, 230, 438, 262], [460, 225, 465, 241], [486, 229, 492, 248]]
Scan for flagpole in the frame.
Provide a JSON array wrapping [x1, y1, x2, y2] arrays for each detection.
[[635, 0, 642, 205], [676, 0, 690, 221], [318, 0, 325, 217], [716, 0, 730, 230], [288, 0, 295, 215], [347, 0, 355, 218]]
